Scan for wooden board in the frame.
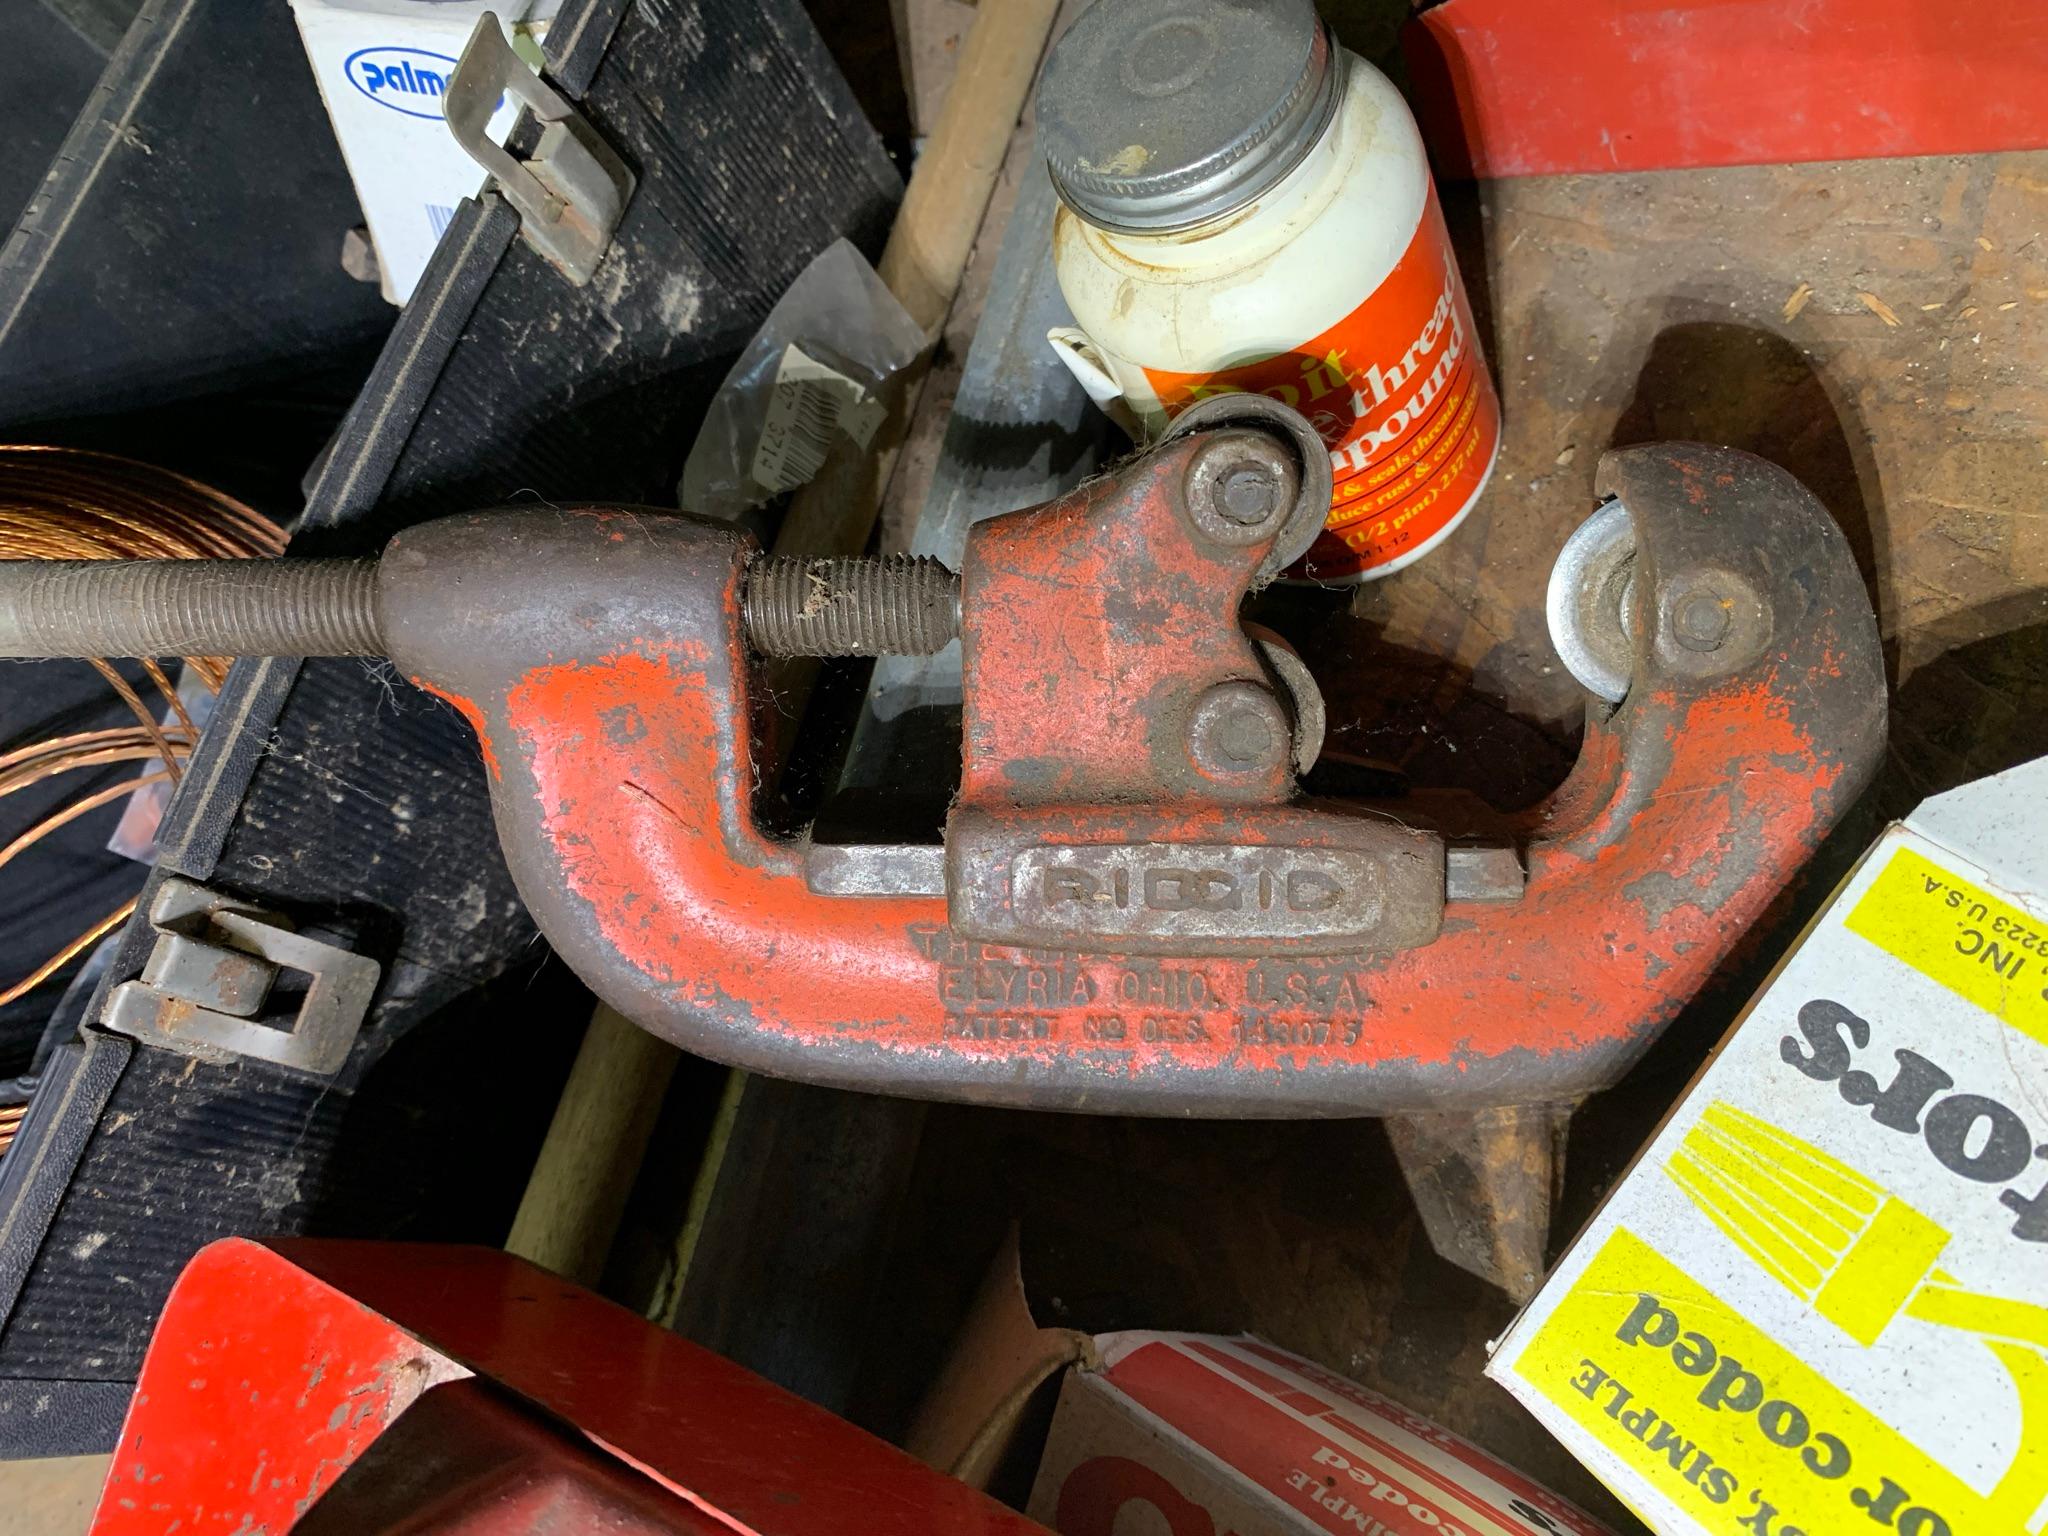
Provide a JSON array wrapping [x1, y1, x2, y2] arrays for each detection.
[[1359, 151, 2048, 816], [0, 1454, 107, 1535]]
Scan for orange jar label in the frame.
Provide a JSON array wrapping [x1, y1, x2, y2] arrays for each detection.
[[1140, 186, 1501, 580]]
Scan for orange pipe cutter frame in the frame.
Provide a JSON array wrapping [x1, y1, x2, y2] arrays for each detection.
[[377, 428, 1884, 1121]]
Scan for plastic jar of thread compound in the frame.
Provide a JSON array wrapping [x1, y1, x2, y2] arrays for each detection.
[[1037, 0, 1501, 582]]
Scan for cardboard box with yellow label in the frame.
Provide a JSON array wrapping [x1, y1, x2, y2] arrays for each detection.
[[1488, 757, 2048, 1536]]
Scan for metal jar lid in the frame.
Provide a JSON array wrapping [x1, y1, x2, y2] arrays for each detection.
[[1036, 0, 1341, 235]]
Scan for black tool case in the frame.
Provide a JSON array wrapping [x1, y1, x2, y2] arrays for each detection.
[[0, 0, 396, 1055], [0, 0, 900, 1455], [0, 0, 396, 498]]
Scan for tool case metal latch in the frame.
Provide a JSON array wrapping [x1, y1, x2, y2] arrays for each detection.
[[100, 877, 381, 1075], [446, 11, 636, 285]]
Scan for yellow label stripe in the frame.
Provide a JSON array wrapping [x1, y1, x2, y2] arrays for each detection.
[[1515, 1228, 2003, 1532], [1846, 844, 2048, 1048]]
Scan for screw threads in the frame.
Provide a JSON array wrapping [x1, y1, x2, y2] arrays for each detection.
[[743, 556, 960, 658], [0, 558, 384, 658]]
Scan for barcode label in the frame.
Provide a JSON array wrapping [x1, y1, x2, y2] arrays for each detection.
[[425, 202, 457, 238], [750, 345, 887, 495]]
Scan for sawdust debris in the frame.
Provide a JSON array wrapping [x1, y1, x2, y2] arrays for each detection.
[[1858, 292, 1902, 327], [802, 568, 832, 617], [1782, 282, 1813, 321]]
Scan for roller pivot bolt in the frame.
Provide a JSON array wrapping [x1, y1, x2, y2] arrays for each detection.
[[1217, 465, 1280, 525], [1186, 679, 1291, 780], [1181, 431, 1299, 547], [1672, 588, 1733, 652]]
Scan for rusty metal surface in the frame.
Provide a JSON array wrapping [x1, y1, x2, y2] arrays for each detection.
[[947, 807, 1444, 955], [744, 554, 961, 657], [98, 876, 381, 1075], [947, 421, 1444, 958], [844, 161, 1114, 796], [370, 433, 1881, 1121], [844, 145, 2038, 1513], [1159, 391, 1334, 582], [955, 433, 1308, 809], [1385, 1102, 1572, 1305]]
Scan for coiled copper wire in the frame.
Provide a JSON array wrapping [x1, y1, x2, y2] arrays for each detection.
[[0, 446, 284, 1015]]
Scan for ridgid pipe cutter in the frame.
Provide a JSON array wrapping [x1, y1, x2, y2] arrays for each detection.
[[0, 398, 1885, 1296]]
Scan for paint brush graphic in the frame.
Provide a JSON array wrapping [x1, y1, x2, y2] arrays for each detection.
[[1666, 1101, 2048, 1520], [1666, 1101, 1956, 1347]]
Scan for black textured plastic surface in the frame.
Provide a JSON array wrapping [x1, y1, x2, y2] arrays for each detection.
[[0, 4, 116, 234], [0, 0, 391, 427]]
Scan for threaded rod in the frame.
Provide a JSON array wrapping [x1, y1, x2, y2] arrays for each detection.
[[0, 558, 383, 658], [743, 555, 959, 657], [0, 551, 962, 663]]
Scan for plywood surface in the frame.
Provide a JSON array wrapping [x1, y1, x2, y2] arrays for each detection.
[[0, 1454, 106, 1535], [1358, 152, 2048, 814]]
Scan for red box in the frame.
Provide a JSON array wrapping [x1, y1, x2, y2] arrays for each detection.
[[1028, 1332, 1611, 1536], [1405, 0, 2048, 178]]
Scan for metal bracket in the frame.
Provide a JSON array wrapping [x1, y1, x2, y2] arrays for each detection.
[[445, 12, 635, 285], [101, 878, 381, 1075]]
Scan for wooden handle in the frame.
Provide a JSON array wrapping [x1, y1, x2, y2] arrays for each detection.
[[769, 0, 1061, 566], [506, 1004, 679, 1286]]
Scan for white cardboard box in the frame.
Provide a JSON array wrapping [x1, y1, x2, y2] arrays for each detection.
[[1488, 758, 2048, 1535], [1029, 1331, 1612, 1536], [289, 0, 557, 304]]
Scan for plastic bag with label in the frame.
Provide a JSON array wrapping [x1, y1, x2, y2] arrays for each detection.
[[680, 238, 925, 521]]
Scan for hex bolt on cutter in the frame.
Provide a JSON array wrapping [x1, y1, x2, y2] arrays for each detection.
[[0, 400, 1884, 1297]]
